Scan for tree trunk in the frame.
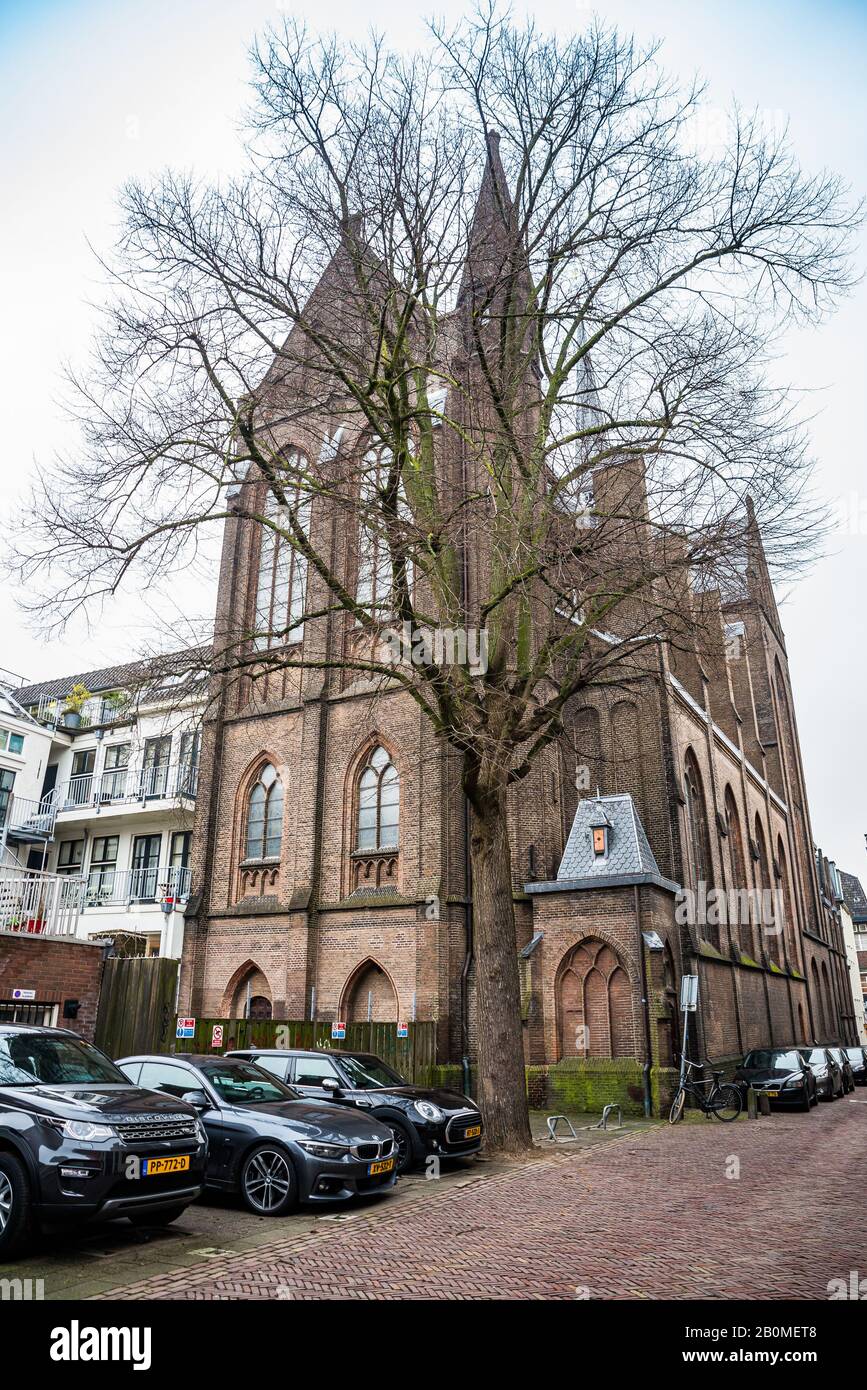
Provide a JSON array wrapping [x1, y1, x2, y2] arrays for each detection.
[[467, 773, 533, 1155]]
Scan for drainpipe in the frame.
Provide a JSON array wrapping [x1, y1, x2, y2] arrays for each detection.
[[458, 422, 473, 1100], [633, 884, 654, 1117]]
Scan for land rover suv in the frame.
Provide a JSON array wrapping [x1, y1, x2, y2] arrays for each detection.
[[0, 1024, 207, 1258]]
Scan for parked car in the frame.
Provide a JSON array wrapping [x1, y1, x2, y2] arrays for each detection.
[[0, 1024, 207, 1259], [797, 1046, 845, 1100], [823, 1045, 856, 1093], [845, 1046, 867, 1086], [116, 1054, 398, 1214], [733, 1048, 817, 1110], [227, 1048, 483, 1174]]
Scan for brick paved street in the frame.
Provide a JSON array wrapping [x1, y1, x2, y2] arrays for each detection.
[[101, 1098, 867, 1301]]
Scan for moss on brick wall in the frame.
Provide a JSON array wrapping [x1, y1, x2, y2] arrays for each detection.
[[426, 1059, 679, 1117]]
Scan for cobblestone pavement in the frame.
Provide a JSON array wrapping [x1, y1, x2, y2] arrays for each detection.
[[99, 1097, 867, 1301]]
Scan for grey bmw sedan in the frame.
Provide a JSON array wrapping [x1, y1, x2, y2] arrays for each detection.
[[117, 1054, 397, 1215]]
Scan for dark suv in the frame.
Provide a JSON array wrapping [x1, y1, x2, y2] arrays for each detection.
[[228, 1048, 483, 1174], [0, 1024, 207, 1259]]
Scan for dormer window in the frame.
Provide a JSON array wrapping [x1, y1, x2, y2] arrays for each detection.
[[591, 823, 610, 858]]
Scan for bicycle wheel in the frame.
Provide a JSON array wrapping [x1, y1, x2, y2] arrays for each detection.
[[709, 1084, 741, 1122], [669, 1088, 686, 1124]]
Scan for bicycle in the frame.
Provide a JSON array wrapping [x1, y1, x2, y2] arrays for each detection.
[[669, 1056, 742, 1123]]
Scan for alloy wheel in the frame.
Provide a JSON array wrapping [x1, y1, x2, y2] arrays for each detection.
[[0, 1171, 12, 1234], [243, 1148, 292, 1213]]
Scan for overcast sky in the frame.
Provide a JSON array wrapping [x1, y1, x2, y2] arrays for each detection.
[[1, 0, 865, 877]]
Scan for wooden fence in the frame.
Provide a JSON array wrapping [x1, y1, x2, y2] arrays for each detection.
[[95, 956, 180, 1059], [169, 1017, 438, 1084]]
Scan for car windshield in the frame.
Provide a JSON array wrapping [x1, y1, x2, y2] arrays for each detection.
[[199, 1060, 297, 1105], [846, 1048, 864, 1062], [0, 1033, 128, 1087], [338, 1054, 406, 1089], [799, 1048, 828, 1065], [743, 1050, 800, 1071]]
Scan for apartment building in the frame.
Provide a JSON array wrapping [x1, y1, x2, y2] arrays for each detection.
[[1, 655, 205, 958]]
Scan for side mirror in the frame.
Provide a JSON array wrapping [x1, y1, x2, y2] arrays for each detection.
[[321, 1077, 341, 1094], [181, 1089, 210, 1111]]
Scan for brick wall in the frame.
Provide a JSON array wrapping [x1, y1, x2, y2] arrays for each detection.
[[0, 933, 105, 1040]]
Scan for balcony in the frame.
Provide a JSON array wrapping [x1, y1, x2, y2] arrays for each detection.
[[0, 867, 83, 937], [27, 692, 133, 730], [81, 864, 192, 910], [56, 762, 198, 819], [1, 792, 59, 842]]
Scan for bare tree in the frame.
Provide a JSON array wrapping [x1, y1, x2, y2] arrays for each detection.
[[14, 11, 859, 1151]]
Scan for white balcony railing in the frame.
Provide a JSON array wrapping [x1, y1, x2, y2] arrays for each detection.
[[59, 762, 198, 813], [82, 863, 192, 909], [1, 791, 59, 841], [0, 867, 84, 937], [27, 692, 133, 729]]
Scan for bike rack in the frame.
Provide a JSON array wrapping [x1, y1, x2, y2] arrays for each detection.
[[546, 1114, 578, 1141], [592, 1104, 622, 1131]]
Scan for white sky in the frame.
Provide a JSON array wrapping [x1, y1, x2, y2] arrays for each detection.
[[1, 0, 865, 877]]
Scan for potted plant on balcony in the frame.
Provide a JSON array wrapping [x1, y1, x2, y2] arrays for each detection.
[[61, 683, 91, 728]]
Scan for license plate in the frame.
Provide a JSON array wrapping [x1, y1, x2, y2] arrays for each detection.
[[464, 1125, 482, 1139], [368, 1157, 394, 1176], [141, 1155, 190, 1177], [765, 1091, 779, 1099]]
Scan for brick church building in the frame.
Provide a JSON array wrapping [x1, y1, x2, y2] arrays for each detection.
[[179, 136, 854, 1090]]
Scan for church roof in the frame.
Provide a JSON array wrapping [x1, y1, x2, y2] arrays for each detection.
[[557, 793, 661, 881], [839, 870, 867, 924]]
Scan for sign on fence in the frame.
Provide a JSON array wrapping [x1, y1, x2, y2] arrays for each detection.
[[397, 1021, 408, 1038], [176, 1016, 196, 1039], [331, 1020, 346, 1040], [211, 1024, 224, 1049]]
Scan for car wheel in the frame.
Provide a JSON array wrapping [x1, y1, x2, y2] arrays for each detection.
[[240, 1145, 298, 1216], [387, 1119, 415, 1174], [127, 1204, 189, 1228], [0, 1153, 32, 1260]]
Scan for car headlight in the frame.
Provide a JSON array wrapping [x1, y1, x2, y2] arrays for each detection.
[[413, 1100, 444, 1123], [48, 1118, 115, 1142], [194, 1119, 208, 1144], [297, 1140, 350, 1159]]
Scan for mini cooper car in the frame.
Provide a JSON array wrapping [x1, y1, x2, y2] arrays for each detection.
[[733, 1047, 817, 1110], [797, 1046, 845, 1100], [0, 1024, 207, 1259], [117, 1054, 398, 1213], [845, 1046, 867, 1085], [227, 1047, 483, 1174]]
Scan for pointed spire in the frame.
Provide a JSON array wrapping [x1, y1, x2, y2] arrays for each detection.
[[458, 129, 522, 313]]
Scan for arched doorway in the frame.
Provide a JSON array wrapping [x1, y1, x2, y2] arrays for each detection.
[[556, 939, 634, 1059], [224, 963, 273, 1021], [342, 960, 398, 1023]]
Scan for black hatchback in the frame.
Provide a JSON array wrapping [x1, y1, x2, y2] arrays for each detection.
[[0, 1025, 206, 1259], [733, 1047, 817, 1110], [228, 1048, 483, 1174], [117, 1054, 398, 1213], [845, 1046, 867, 1085]]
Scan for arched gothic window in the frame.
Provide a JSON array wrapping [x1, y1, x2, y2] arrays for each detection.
[[253, 462, 311, 649], [356, 746, 399, 851], [684, 751, 713, 888], [355, 443, 413, 619], [724, 787, 747, 888], [245, 763, 284, 860]]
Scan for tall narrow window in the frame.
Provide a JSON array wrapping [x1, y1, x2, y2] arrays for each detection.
[[724, 787, 746, 888], [245, 763, 283, 860], [356, 443, 413, 619], [254, 460, 311, 649], [356, 746, 399, 851], [684, 751, 712, 888]]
